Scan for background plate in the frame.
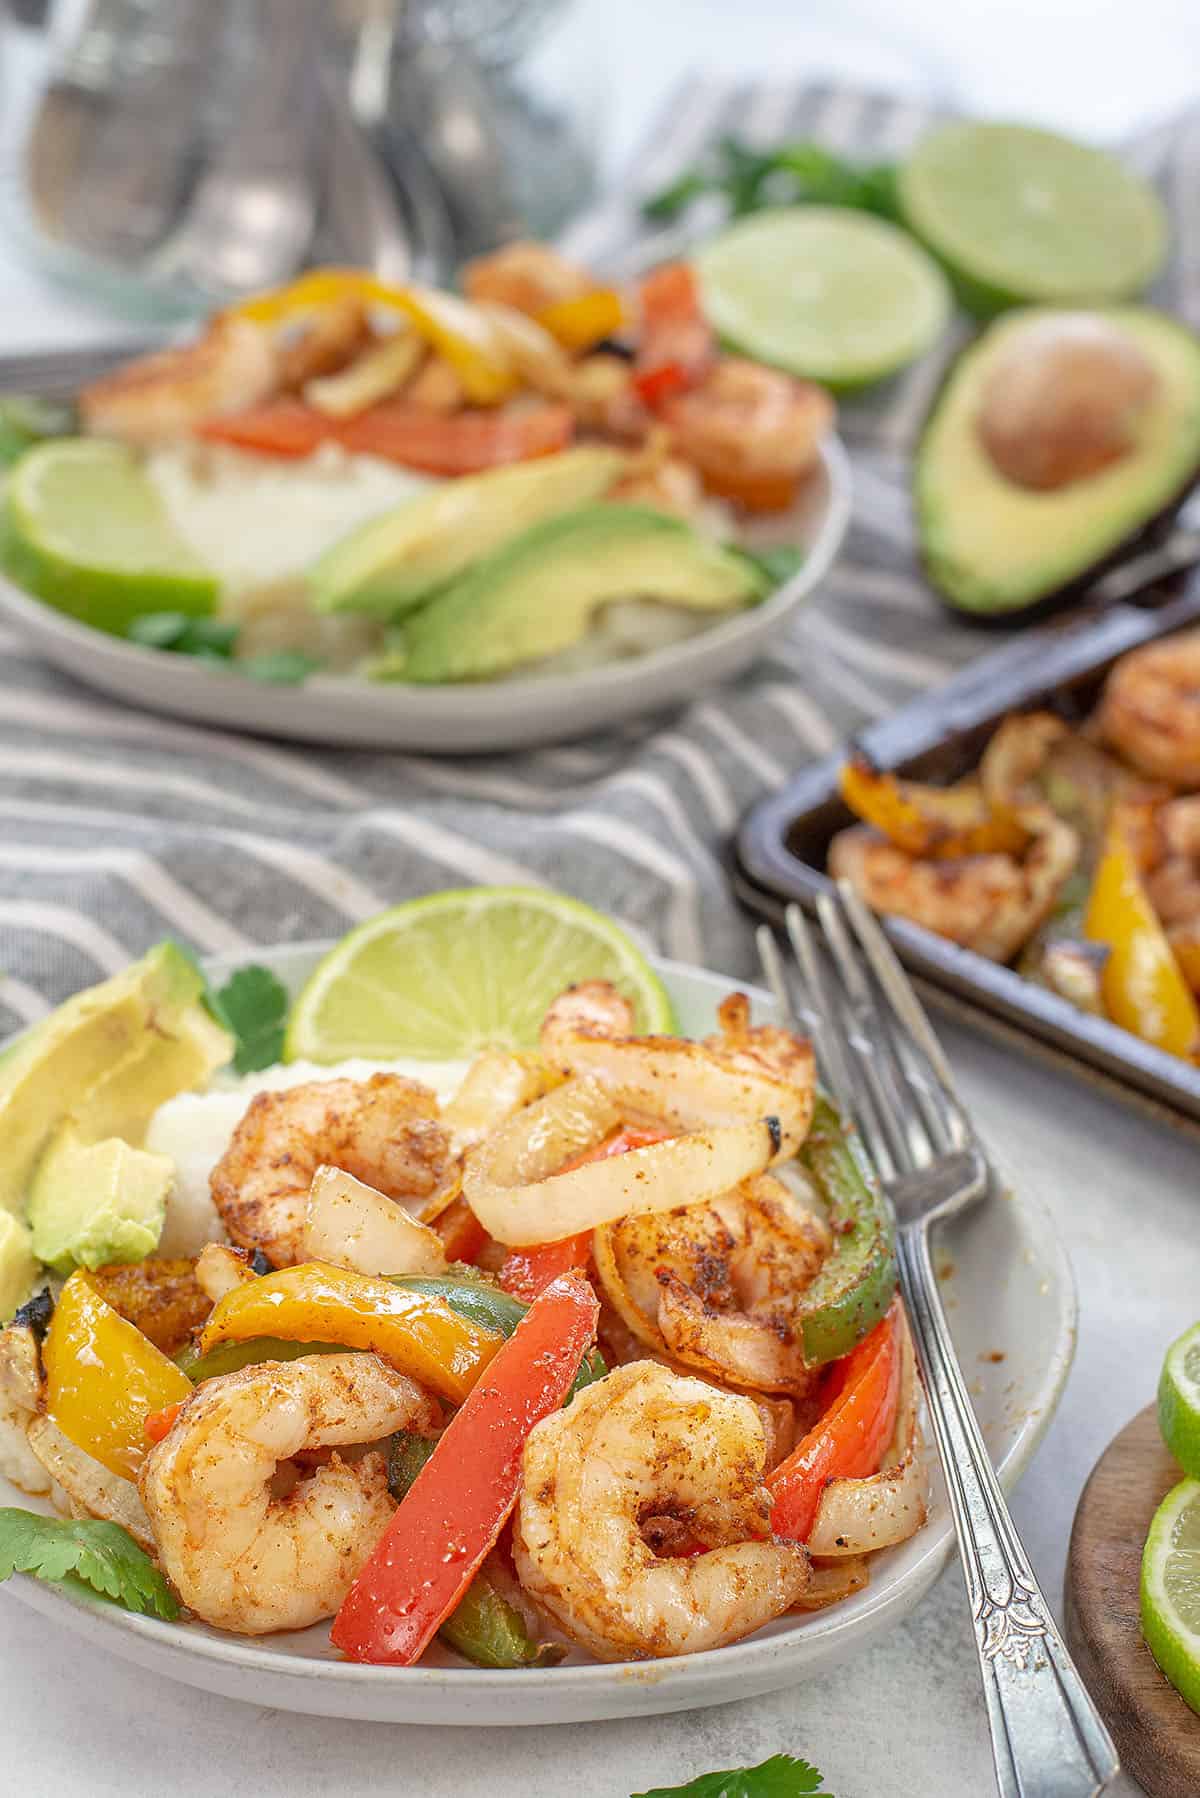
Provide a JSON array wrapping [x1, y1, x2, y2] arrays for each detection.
[[0, 439, 850, 753], [0, 945, 1076, 1723]]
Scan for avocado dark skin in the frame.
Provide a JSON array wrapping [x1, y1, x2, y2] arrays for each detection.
[[915, 307, 1200, 627]]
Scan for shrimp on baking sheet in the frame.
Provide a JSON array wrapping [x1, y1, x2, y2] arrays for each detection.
[[1096, 627, 1200, 786], [209, 1073, 452, 1268], [512, 1360, 810, 1660], [139, 1353, 438, 1634]]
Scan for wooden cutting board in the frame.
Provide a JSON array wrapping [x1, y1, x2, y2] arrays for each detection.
[[1064, 1404, 1200, 1797]]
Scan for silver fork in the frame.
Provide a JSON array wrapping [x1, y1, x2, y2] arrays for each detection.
[[756, 886, 1119, 1798]]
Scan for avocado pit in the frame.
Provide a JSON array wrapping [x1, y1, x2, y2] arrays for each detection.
[[975, 312, 1158, 492]]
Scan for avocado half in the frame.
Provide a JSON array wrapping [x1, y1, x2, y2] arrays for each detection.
[[915, 306, 1200, 622]]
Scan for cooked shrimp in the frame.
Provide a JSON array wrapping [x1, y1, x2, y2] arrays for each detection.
[[139, 1353, 437, 1634], [210, 1074, 450, 1269], [512, 1361, 809, 1659], [462, 241, 595, 318], [1134, 794, 1200, 986], [594, 1175, 830, 1395], [276, 297, 369, 390], [829, 810, 1079, 962], [541, 982, 815, 1158], [660, 358, 834, 506], [1097, 628, 1200, 786], [567, 355, 648, 440], [79, 315, 278, 444]]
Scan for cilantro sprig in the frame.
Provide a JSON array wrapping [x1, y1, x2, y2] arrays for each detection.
[[643, 135, 899, 226], [126, 614, 319, 685], [205, 965, 291, 1075], [0, 1509, 179, 1620], [632, 1757, 834, 1798]]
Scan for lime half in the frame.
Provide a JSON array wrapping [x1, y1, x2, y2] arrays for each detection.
[[1160, 1322, 1200, 1479], [1, 439, 218, 636], [899, 122, 1167, 315], [285, 887, 676, 1062], [695, 206, 951, 389], [1141, 1477, 1200, 1715]]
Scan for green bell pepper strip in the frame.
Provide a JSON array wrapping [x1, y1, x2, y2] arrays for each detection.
[[387, 1432, 565, 1669], [390, 1274, 607, 1401], [176, 1337, 347, 1382], [795, 1097, 897, 1365]]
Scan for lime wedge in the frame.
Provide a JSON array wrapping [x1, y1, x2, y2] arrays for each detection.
[[1, 439, 218, 635], [898, 122, 1167, 315], [1142, 1477, 1200, 1714], [285, 887, 676, 1063], [1160, 1322, 1200, 1479], [694, 206, 951, 390]]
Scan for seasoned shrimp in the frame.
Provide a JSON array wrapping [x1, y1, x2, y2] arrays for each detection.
[[79, 315, 278, 444], [1131, 794, 1200, 986], [512, 1361, 809, 1659], [660, 358, 834, 508], [1097, 628, 1200, 786], [140, 1353, 437, 1634], [829, 810, 1079, 962], [594, 1175, 830, 1394], [210, 1074, 450, 1269], [541, 982, 815, 1158], [462, 241, 595, 317]]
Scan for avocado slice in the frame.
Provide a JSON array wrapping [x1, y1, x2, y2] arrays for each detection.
[[0, 941, 231, 1215], [309, 447, 628, 618], [397, 504, 769, 684], [28, 1123, 174, 1275], [0, 1213, 38, 1322], [916, 306, 1200, 619]]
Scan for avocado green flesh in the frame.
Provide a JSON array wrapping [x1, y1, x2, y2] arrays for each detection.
[[0, 941, 232, 1216], [0, 1213, 38, 1322], [309, 447, 627, 618], [28, 1124, 173, 1275], [399, 504, 767, 684], [917, 308, 1200, 616]]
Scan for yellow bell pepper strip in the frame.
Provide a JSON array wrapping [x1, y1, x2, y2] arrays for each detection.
[[43, 1271, 192, 1480], [196, 1260, 502, 1406], [537, 288, 625, 353], [838, 757, 1028, 859], [1085, 803, 1200, 1058], [332, 1270, 599, 1665], [230, 269, 517, 405]]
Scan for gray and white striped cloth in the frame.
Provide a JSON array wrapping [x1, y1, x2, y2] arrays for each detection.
[[2, 80, 1198, 1026]]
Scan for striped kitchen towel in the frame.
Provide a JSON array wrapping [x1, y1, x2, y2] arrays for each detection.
[[1, 80, 1198, 1022]]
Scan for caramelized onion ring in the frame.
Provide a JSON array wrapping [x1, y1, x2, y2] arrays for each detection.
[[462, 1074, 780, 1247]]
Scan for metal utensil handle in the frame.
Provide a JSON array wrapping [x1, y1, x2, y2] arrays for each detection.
[[896, 1224, 1119, 1797]]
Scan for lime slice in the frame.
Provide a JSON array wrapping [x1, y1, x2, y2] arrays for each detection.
[[1, 439, 218, 636], [285, 887, 676, 1062], [695, 206, 951, 390], [1160, 1322, 1200, 1479], [1141, 1477, 1200, 1714], [899, 122, 1167, 315]]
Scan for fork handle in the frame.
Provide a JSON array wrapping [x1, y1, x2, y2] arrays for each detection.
[[896, 1224, 1119, 1798]]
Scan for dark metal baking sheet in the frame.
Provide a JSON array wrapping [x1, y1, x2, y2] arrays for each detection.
[[736, 583, 1200, 1124]]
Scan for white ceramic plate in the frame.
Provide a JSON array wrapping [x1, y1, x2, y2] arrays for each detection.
[[0, 944, 1075, 1723], [0, 439, 851, 752]]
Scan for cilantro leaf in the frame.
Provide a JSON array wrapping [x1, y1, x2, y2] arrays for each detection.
[[207, 964, 290, 1074], [740, 544, 806, 588], [128, 613, 239, 660], [0, 1509, 179, 1620], [239, 650, 320, 685], [632, 1755, 833, 1798]]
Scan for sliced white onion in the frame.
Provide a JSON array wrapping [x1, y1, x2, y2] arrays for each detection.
[[194, 1242, 256, 1303], [463, 1075, 778, 1246], [806, 1305, 928, 1557], [304, 1164, 447, 1277], [27, 1415, 155, 1552]]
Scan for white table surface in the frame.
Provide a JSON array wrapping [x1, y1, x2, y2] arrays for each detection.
[[1, 4, 1198, 1792]]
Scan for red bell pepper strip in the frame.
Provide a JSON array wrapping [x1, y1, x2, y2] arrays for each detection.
[[331, 1270, 600, 1666], [498, 1125, 673, 1301], [433, 1194, 490, 1265], [196, 399, 333, 459], [767, 1298, 901, 1543], [144, 1400, 184, 1444], [336, 402, 574, 475], [634, 261, 714, 409], [639, 262, 703, 327]]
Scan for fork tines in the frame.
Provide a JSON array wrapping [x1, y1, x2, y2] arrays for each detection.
[[756, 885, 972, 1184]]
